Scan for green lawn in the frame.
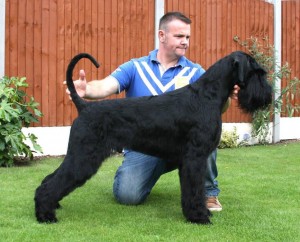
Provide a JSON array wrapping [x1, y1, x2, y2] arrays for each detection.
[[1, 142, 299, 242]]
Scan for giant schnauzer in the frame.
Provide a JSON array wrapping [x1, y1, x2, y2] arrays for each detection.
[[35, 51, 272, 224]]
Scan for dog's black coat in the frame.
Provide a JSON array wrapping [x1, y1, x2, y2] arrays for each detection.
[[35, 51, 272, 224]]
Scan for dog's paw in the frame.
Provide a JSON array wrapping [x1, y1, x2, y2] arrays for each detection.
[[187, 215, 211, 225], [36, 211, 58, 223], [184, 207, 212, 224]]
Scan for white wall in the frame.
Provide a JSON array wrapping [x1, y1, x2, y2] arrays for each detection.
[[22, 117, 300, 156], [22, 126, 71, 156], [279, 117, 300, 140]]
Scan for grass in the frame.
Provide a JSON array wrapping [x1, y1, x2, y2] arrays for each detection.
[[0, 142, 299, 242]]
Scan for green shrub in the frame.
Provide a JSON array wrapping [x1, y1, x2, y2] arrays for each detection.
[[218, 127, 247, 149], [0, 76, 43, 166]]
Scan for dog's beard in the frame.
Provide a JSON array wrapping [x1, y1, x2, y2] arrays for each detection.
[[238, 73, 272, 113]]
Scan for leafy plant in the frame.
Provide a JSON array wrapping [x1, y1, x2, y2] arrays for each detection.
[[234, 36, 300, 143], [0, 76, 43, 166], [218, 127, 247, 149]]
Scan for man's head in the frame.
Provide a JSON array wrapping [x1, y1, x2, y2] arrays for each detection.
[[159, 12, 192, 31], [158, 12, 192, 58]]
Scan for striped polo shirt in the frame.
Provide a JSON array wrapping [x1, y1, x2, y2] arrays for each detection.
[[111, 49, 205, 97]]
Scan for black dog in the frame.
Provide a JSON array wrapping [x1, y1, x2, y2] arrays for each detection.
[[35, 51, 272, 224]]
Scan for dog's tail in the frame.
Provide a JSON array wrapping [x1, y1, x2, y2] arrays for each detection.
[[66, 53, 100, 113]]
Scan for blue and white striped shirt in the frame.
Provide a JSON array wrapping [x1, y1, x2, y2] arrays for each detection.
[[111, 49, 205, 97]]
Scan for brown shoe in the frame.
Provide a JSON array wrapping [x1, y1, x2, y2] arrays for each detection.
[[206, 196, 222, 212]]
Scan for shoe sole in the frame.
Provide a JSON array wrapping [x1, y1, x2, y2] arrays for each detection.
[[208, 207, 222, 212]]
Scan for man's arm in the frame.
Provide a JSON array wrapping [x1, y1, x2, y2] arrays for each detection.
[[222, 98, 231, 113], [85, 76, 120, 99], [65, 69, 120, 100]]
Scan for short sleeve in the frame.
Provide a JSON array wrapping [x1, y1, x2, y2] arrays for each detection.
[[190, 63, 206, 84], [110, 60, 135, 93]]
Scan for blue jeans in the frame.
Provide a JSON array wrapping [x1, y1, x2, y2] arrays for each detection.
[[113, 150, 220, 205]]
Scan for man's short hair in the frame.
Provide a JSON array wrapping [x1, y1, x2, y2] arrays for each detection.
[[159, 12, 192, 30]]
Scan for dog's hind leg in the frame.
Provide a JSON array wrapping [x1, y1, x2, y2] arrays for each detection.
[[35, 151, 107, 223], [38, 169, 62, 209], [179, 148, 212, 224], [35, 125, 110, 223]]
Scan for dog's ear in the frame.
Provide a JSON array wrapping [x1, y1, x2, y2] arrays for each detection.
[[232, 56, 245, 88]]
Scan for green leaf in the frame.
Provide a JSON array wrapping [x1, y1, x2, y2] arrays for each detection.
[[28, 133, 43, 153], [0, 76, 43, 166], [0, 140, 5, 151]]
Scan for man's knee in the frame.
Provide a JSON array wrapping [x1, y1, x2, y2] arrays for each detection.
[[112, 151, 164, 205], [113, 182, 149, 205]]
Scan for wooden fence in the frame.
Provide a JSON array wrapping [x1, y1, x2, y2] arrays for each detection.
[[4, 0, 300, 126]]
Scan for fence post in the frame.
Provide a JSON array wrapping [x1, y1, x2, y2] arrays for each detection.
[[273, 0, 282, 143], [154, 0, 165, 49]]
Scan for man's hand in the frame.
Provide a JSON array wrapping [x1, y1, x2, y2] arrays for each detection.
[[64, 69, 87, 99], [230, 85, 240, 100], [222, 85, 240, 113]]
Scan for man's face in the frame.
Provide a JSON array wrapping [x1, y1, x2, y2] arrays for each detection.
[[160, 19, 191, 58]]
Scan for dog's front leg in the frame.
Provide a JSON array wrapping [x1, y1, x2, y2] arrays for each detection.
[[178, 152, 211, 224]]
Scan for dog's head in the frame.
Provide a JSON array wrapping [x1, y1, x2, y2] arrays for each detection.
[[231, 51, 273, 113]]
